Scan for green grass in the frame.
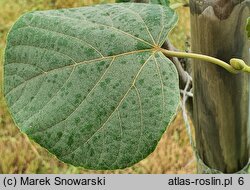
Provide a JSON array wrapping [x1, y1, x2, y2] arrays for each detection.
[[0, 0, 194, 174]]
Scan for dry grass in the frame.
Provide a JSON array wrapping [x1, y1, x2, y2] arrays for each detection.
[[0, 0, 195, 173]]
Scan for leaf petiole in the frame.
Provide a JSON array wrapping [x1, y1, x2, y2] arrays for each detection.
[[158, 47, 249, 74]]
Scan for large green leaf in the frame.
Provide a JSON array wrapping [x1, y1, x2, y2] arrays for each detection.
[[4, 3, 179, 169]]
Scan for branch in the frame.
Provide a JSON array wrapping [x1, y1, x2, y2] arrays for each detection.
[[161, 42, 194, 119], [162, 41, 190, 89]]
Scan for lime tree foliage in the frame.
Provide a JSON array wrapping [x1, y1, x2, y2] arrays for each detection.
[[4, 3, 180, 169]]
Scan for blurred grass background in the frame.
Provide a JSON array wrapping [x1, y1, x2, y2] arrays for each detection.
[[0, 0, 195, 173]]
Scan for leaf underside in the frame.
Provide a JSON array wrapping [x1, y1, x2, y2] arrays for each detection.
[[4, 3, 179, 170]]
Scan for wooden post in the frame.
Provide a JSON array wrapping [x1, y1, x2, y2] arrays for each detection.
[[190, 0, 250, 173]]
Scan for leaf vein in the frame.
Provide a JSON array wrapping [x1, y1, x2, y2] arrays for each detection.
[[42, 14, 153, 47], [156, 6, 165, 44], [17, 25, 104, 58], [6, 49, 152, 96], [116, 4, 156, 45], [7, 83, 27, 108], [153, 55, 165, 125], [6, 62, 46, 73], [61, 54, 154, 158], [131, 85, 144, 162], [35, 57, 115, 143], [24, 66, 75, 122], [14, 76, 46, 115], [159, 11, 178, 46], [111, 110, 123, 167]]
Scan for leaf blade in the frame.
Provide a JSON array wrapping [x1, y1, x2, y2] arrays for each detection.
[[4, 3, 179, 169]]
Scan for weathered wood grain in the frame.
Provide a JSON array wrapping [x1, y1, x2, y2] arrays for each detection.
[[190, 0, 250, 173]]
